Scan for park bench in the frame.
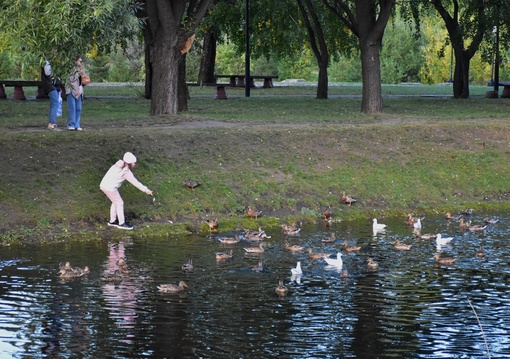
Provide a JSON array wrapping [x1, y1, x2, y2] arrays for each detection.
[[499, 82, 510, 98], [214, 74, 278, 89], [0, 80, 47, 100]]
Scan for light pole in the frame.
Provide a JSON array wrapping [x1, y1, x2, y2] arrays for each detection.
[[245, 0, 250, 97]]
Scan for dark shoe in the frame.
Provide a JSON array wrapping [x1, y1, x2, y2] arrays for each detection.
[[117, 222, 133, 230], [107, 219, 119, 227]]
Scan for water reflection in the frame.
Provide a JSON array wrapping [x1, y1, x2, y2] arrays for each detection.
[[1, 213, 510, 357]]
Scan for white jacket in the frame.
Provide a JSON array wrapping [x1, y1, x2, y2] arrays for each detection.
[[100, 160, 149, 193]]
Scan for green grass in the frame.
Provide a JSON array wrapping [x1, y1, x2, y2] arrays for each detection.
[[2, 82, 510, 241]]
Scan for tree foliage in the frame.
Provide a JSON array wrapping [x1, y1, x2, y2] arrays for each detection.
[[0, 0, 141, 78]]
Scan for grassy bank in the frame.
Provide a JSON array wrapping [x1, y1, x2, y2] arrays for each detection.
[[1, 83, 510, 242]]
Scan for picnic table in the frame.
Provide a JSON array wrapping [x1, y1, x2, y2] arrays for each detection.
[[0, 80, 47, 100], [214, 74, 278, 89]]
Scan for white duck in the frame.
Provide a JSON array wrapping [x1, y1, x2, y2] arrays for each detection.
[[372, 218, 387, 231], [436, 233, 454, 246], [413, 218, 422, 230], [324, 252, 343, 267], [291, 261, 302, 275]]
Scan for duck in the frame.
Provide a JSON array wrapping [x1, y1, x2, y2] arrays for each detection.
[[415, 231, 437, 240], [251, 261, 264, 272], [433, 253, 456, 265], [394, 240, 412, 251], [340, 269, 350, 278], [468, 224, 487, 231], [405, 213, 416, 226], [282, 224, 301, 236], [243, 242, 265, 253], [246, 206, 262, 219], [291, 261, 302, 275], [343, 240, 361, 253], [324, 252, 343, 267], [322, 232, 336, 243], [244, 228, 271, 241], [323, 207, 333, 221], [59, 261, 73, 271], [184, 179, 200, 190], [367, 257, 379, 271], [285, 242, 304, 252], [215, 249, 234, 260], [476, 245, 486, 258], [436, 233, 454, 246], [218, 235, 240, 244], [445, 212, 461, 220], [116, 257, 129, 274], [182, 259, 193, 271], [413, 218, 422, 230], [341, 191, 357, 206], [157, 281, 188, 293], [307, 248, 328, 260], [72, 266, 90, 276], [101, 270, 123, 283], [275, 280, 288, 296], [206, 219, 219, 232], [461, 208, 474, 216], [372, 218, 387, 231], [483, 217, 499, 225], [459, 218, 471, 230], [58, 268, 81, 279]]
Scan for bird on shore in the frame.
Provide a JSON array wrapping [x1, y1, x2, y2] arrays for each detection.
[[434, 253, 456, 265], [323, 207, 333, 221], [394, 240, 412, 251], [206, 219, 218, 232], [341, 191, 357, 206], [246, 206, 262, 220], [291, 261, 302, 275], [324, 252, 343, 267], [275, 280, 288, 296], [157, 281, 188, 293], [343, 240, 361, 253], [372, 218, 387, 231], [184, 179, 200, 190]]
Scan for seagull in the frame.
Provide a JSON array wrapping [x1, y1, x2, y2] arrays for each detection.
[[413, 218, 422, 230], [436, 233, 454, 247], [372, 218, 387, 231], [324, 252, 343, 267], [291, 261, 302, 275]]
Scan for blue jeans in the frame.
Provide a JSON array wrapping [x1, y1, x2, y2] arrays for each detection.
[[48, 90, 59, 125], [67, 94, 82, 129]]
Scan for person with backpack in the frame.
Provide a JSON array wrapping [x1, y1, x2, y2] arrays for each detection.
[[42, 60, 62, 130]]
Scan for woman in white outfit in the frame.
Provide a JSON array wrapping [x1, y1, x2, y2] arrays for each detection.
[[100, 152, 153, 230]]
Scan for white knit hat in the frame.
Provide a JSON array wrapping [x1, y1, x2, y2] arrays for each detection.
[[123, 152, 137, 164]]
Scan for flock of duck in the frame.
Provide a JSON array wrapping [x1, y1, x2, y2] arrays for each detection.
[[57, 192, 497, 297]]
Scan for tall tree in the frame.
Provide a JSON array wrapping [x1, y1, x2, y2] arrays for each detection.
[[323, 0, 395, 113], [140, 0, 212, 115]]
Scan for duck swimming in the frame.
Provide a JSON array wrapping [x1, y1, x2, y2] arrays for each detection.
[[291, 261, 302, 275], [243, 242, 265, 254], [372, 218, 386, 231], [394, 240, 412, 251], [324, 252, 343, 267], [367, 257, 379, 271], [157, 281, 188, 293], [275, 280, 288, 296], [216, 249, 234, 260], [434, 253, 456, 265], [343, 240, 361, 253]]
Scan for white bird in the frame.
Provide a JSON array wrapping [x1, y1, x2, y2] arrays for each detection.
[[436, 233, 454, 246], [372, 218, 387, 231], [413, 218, 422, 230], [291, 261, 302, 275], [324, 252, 343, 267]]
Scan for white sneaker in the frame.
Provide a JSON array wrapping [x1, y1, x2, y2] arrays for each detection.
[[67, 127, 75, 131], [76, 127, 83, 131]]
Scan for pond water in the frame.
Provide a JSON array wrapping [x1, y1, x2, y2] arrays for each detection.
[[1, 213, 509, 358]]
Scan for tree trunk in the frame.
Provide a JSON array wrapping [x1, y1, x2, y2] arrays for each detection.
[[143, 25, 152, 99], [150, 31, 180, 116], [199, 30, 217, 84], [360, 40, 383, 113], [453, 48, 470, 99], [317, 58, 328, 99], [178, 54, 189, 112]]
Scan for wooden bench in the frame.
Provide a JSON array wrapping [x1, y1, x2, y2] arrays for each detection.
[[214, 74, 278, 89], [0, 80, 47, 100], [499, 82, 510, 98]]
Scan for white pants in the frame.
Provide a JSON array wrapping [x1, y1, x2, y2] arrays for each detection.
[[101, 188, 125, 224]]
